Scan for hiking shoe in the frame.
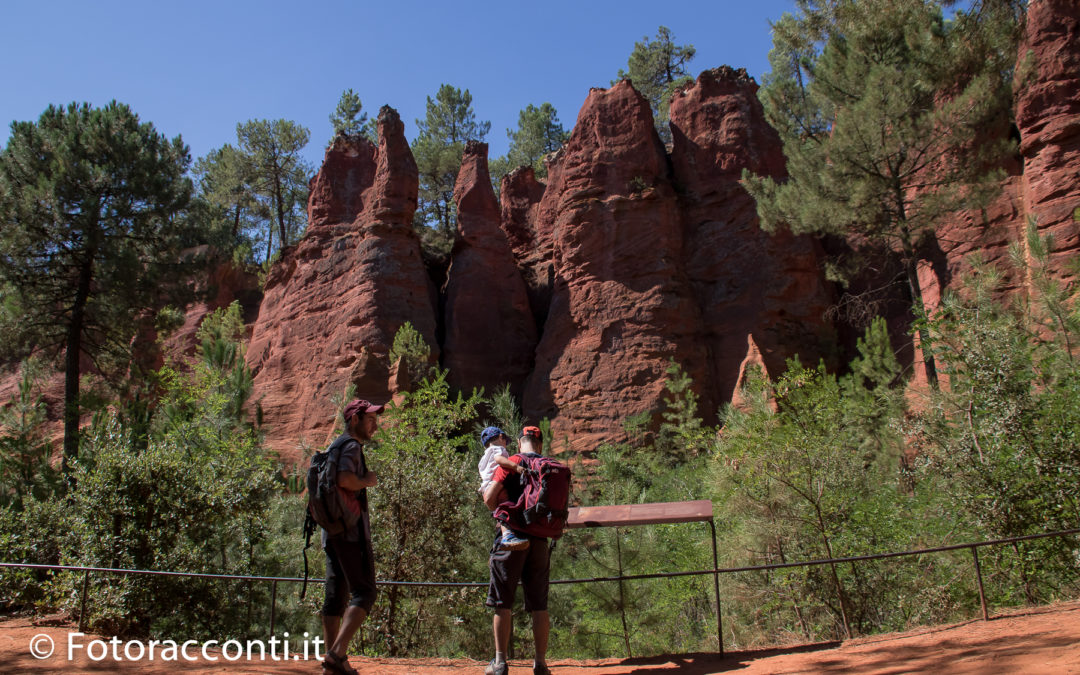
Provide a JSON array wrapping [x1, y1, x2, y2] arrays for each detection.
[[484, 658, 509, 675], [501, 531, 531, 551], [533, 664, 552, 675]]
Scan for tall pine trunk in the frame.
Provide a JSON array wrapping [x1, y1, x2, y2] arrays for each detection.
[[63, 251, 94, 482]]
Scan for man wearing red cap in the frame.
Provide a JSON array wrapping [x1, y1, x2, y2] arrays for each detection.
[[482, 425, 552, 675], [320, 399, 383, 675]]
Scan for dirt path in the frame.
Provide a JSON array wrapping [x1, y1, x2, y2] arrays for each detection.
[[3, 601, 1079, 674]]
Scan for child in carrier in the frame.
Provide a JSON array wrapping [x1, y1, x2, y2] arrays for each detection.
[[478, 426, 531, 551]]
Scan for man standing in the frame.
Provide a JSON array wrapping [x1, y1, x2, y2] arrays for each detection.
[[482, 426, 552, 675], [321, 399, 382, 675]]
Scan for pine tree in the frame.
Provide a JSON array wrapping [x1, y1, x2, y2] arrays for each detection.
[[235, 119, 312, 261], [742, 0, 1020, 387], [329, 88, 376, 142], [490, 102, 569, 186], [192, 143, 261, 259], [615, 26, 696, 143], [411, 84, 490, 237], [0, 101, 193, 474]]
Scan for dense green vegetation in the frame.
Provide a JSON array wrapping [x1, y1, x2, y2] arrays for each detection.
[[1, 0, 1076, 662]]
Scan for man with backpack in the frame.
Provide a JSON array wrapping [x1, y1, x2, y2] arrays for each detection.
[[316, 399, 382, 675], [482, 425, 562, 675]]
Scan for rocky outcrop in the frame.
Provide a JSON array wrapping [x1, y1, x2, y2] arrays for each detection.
[[918, 0, 1080, 317], [159, 257, 263, 363], [246, 107, 436, 460], [670, 67, 835, 410], [240, 6, 1078, 462], [500, 167, 553, 328], [307, 134, 378, 228], [522, 81, 709, 452], [1017, 0, 1080, 271], [442, 141, 537, 397]]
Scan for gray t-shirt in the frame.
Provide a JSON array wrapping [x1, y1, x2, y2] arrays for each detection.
[[321, 434, 372, 547]]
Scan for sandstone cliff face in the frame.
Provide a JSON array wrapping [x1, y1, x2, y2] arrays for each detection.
[[246, 107, 436, 458], [442, 141, 537, 397], [241, 5, 1078, 462], [1017, 0, 1080, 270], [918, 0, 1079, 317], [499, 166, 552, 329], [670, 67, 835, 411], [522, 82, 709, 451]]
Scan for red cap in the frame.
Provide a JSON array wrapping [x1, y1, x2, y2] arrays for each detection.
[[343, 399, 384, 420], [520, 425, 542, 441]]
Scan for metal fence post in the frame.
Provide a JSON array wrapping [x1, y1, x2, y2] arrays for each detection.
[[708, 520, 723, 656], [79, 570, 90, 632], [970, 546, 989, 621], [270, 580, 278, 636]]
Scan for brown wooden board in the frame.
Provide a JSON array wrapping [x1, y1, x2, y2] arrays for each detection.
[[566, 500, 714, 529]]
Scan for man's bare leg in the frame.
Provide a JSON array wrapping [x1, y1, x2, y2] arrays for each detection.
[[330, 605, 368, 657], [493, 608, 512, 654], [532, 610, 549, 666], [322, 614, 340, 657]]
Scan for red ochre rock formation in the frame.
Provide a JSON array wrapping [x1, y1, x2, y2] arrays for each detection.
[[240, 7, 1077, 462], [918, 0, 1080, 320], [1016, 0, 1080, 271], [510, 74, 833, 453], [246, 107, 437, 461], [442, 141, 537, 397], [522, 81, 711, 452], [499, 166, 553, 327], [670, 66, 835, 410]]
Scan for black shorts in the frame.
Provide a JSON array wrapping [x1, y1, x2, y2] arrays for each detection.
[[323, 538, 378, 616], [486, 533, 551, 611]]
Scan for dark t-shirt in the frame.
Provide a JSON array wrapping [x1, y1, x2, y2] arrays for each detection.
[[321, 433, 371, 547]]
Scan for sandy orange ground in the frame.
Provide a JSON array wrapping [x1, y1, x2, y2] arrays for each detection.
[[2, 601, 1079, 674]]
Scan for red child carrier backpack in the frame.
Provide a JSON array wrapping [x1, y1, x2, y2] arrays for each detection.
[[494, 453, 572, 539]]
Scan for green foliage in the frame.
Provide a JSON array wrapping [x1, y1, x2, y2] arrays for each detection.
[[485, 384, 525, 443], [154, 305, 186, 338], [363, 369, 487, 656], [743, 0, 1020, 385], [65, 303, 278, 636], [388, 321, 436, 387], [657, 360, 712, 461], [411, 84, 491, 238], [0, 100, 194, 470], [490, 103, 569, 187], [329, 88, 377, 142], [1011, 216, 1080, 358], [191, 143, 262, 260], [915, 224, 1080, 602], [234, 118, 313, 261], [0, 360, 60, 509], [155, 302, 260, 450], [615, 26, 696, 144], [715, 322, 915, 641], [70, 413, 278, 637], [0, 497, 72, 612], [553, 403, 713, 658]]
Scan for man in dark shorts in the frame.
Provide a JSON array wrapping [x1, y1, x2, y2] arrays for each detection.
[[482, 425, 552, 675], [320, 399, 382, 675]]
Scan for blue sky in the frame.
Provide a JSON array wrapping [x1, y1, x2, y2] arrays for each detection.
[[0, 0, 798, 171]]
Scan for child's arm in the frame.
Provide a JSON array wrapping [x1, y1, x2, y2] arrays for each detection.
[[493, 454, 526, 474]]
